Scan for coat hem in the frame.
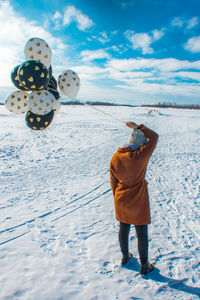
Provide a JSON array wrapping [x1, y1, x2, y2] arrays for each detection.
[[116, 217, 151, 225]]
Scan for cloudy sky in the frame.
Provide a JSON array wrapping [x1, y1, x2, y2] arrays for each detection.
[[0, 0, 200, 105]]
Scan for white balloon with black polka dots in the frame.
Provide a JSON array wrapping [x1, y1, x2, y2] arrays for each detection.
[[4, 90, 29, 114]]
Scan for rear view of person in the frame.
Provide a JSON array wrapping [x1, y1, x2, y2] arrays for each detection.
[[110, 121, 159, 274]]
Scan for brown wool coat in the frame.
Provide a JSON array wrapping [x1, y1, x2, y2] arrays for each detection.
[[110, 125, 158, 225]]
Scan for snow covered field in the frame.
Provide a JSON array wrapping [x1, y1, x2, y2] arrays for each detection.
[[0, 104, 199, 300]]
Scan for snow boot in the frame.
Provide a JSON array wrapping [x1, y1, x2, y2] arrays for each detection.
[[140, 261, 154, 274], [121, 252, 133, 265]]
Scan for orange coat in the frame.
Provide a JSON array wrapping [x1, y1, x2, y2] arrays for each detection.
[[110, 125, 158, 225]]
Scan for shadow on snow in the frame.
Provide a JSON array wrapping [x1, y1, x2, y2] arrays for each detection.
[[123, 258, 200, 298]]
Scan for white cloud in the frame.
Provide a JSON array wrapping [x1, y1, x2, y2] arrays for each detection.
[[175, 71, 200, 81], [72, 55, 200, 103], [61, 50, 200, 103], [186, 17, 199, 30], [152, 29, 165, 41], [109, 45, 120, 52], [71, 65, 108, 82], [53, 11, 62, 20], [0, 0, 67, 88], [80, 49, 110, 62], [77, 81, 141, 104], [125, 30, 153, 54], [171, 16, 199, 31], [63, 5, 94, 31], [184, 36, 200, 53], [52, 11, 62, 29], [108, 70, 153, 82], [104, 57, 200, 98], [171, 17, 184, 27], [106, 57, 200, 72], [97, 32, 110, 43], [89, 32, 111, 44], [125, 29, 164, 54], [115, 81, 200, 97], [105, 45, 128, 55]]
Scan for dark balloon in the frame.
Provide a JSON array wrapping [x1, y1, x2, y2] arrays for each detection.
[[25, 110, 54, 130], [18, 60, 50, 91], [47, 81, 55, 90], [11, 65, 28, 91], [48, 65, 53, 78], [47, 76, 58, 90], [47, 88, 60, 100], [51, 76, 58, 89]]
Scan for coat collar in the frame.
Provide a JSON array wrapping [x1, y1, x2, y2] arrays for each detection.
[[117, 147, 133, 153]]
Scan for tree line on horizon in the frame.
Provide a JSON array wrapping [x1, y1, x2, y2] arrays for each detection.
[[60, 100, 200, 109], [141, 102, 200, 110]]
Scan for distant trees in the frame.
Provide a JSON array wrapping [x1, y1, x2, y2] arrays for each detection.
[[142, 102, 200, 110], [61, 100, 117, 106], [85, 101, 115, 106], [61, 100, 84, 105], [60, 100, 135, 107], [60, 100, 199, 109]]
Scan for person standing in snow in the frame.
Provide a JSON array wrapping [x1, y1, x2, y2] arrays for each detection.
[[110, 121, 158, 274]]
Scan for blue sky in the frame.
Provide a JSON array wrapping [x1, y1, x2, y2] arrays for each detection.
[[0, 0, 200, 105]]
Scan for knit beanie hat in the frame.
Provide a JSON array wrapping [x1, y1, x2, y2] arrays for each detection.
[[129, 129, 147, 147]]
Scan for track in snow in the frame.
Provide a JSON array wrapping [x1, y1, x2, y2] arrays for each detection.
[[0, 182, 111, 247]]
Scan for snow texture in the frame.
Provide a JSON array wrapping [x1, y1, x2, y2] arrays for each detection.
[[0, 105, 200, 300]]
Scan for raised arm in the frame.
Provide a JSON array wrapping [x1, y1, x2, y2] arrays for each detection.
[[137, 124, 159, 160]]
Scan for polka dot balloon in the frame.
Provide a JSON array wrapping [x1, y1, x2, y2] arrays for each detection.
[[28, 90, 56, 115], [58, 70, 80, 99], [4, 90, 29, 114], [25, 110, 54, 130], [18, 60, 50, 91], [11, 64, 28, 91], [24, 37, 52, 68]]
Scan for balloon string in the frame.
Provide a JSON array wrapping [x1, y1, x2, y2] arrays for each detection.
[[85, 104, 126, 125]]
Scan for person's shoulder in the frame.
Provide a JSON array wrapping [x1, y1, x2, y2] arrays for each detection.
[[110, 149, 122, 163]]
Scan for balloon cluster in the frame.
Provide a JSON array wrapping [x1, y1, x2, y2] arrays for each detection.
[[4, 37, 81, 130]]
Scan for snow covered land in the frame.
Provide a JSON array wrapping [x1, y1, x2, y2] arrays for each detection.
[[0, 104, 199, 300]]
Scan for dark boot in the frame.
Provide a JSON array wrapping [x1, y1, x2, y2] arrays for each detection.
[[121, 252, 133, 265], [140, 261, 154, 274]]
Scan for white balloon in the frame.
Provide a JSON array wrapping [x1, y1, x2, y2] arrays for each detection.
[[4, 90, 29, 114], [58, 70, 80, 99], [28, 90, 56, 115], [24, 37, 52, 68]]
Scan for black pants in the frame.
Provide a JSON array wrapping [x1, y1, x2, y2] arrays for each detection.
[[119, 222, 148, 265]]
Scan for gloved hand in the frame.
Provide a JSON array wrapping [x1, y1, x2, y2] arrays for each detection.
[[126, 121, 138, 129]]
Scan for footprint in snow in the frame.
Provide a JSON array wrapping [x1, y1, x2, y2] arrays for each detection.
[[98, 261, 119, 277]]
